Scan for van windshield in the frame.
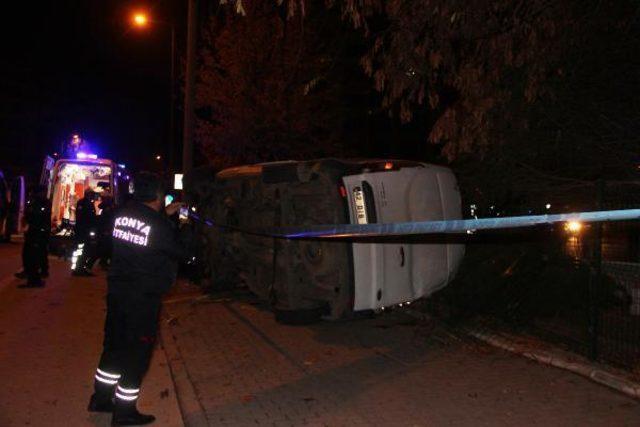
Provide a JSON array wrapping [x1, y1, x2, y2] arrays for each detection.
[[51, 162, 112, 230]]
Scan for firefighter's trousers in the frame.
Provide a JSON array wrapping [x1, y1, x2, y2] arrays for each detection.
[[93, 292, 161, 403]]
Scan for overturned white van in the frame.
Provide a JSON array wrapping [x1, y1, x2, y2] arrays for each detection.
[[195, 159, 464, 323]]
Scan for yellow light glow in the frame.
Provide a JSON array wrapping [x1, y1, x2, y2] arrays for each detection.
[[565, 221, 583, 233], [132, 13, 148, 27]]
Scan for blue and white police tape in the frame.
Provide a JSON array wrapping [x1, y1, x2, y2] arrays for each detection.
[[188, 208, 640, 240]]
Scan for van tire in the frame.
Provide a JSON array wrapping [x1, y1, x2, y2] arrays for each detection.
[[274, 307, 324, 325]]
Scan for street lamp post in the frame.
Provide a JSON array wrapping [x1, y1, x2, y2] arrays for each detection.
[[130, 4, 198, 177], [182, 0, 198, 177], [131, 11, 177, 174], [169, 25, 176, 174]]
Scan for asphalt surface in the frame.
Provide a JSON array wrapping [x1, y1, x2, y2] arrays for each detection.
[[2, 240, 639, 426], [0, 242, 183, 426]]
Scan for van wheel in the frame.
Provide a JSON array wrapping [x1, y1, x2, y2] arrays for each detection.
[[274, 307, 324, 325]]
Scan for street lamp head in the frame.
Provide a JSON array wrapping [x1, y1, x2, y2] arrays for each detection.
[[132, 12, 149, 28]]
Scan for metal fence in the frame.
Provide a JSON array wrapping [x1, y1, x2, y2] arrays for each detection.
[[429, 181, 640, 372]]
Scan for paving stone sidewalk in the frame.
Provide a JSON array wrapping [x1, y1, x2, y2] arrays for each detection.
[[162, 289, 640, 427]]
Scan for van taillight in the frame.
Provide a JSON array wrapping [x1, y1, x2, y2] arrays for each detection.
[[339, 185, 347, 198]]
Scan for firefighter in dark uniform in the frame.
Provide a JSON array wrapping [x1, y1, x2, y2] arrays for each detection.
[[18, 185, 51, 288], [73, 189, 98, 276], [88, 172, 189, 426]]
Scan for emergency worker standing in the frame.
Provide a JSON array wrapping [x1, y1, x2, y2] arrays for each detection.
[[88, 172, 190, 426], [18, 185, 51, 288], [73, 189, 98, 276]]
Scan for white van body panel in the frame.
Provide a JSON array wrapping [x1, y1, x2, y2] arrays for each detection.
[[342, 164, 465, 310]]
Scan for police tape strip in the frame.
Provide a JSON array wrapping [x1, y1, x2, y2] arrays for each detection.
[[189, 208, 640, 240]]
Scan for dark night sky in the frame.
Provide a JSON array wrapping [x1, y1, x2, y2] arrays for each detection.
[[0, 1, 186, 179]]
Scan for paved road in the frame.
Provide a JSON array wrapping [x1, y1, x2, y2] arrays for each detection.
[[3, 239, 638, 426], [0, 242, 182, 426], [163, 288, 640, 427]]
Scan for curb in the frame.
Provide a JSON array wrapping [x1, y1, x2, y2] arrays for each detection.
[[160, 320, 210, 427], [402, 308, 640, 400], [467, 328, 640, 400]]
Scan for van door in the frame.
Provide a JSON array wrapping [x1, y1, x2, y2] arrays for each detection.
[[343, 169, 417, 310], [343, 165, 464, 310]]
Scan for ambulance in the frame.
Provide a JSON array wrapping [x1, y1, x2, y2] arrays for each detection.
[[41, 152, 130, 251]]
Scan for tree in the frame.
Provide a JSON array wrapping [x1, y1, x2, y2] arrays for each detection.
[[204, 0, 640, 209], [195, 0, 367, 167], [337, 0, 639, 209], [451, 4, 640, 210], [334, 1, 634, 155]]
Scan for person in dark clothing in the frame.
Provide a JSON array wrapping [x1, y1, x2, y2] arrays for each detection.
[[97, 194, 115, 269], [72, 189, 98, 276], [0, 170, 9, 242], [14, 183, 49, 279], [18, 185, 51, 288], [14, 247, 49, 278], [88, 172, 189, 426]]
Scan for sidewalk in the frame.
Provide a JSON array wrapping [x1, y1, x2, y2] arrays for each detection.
[[162, 288, 640, 427], [0, 243, 183, 426]]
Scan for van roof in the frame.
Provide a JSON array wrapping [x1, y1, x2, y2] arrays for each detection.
[[216, 158, 428, 180]]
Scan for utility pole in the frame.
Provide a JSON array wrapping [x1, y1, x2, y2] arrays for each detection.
[[169, 25, 176, 173], [182, 0, 198, 177]]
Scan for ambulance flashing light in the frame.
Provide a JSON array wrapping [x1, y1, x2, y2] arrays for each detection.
[[76, 152, 98, 160]]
